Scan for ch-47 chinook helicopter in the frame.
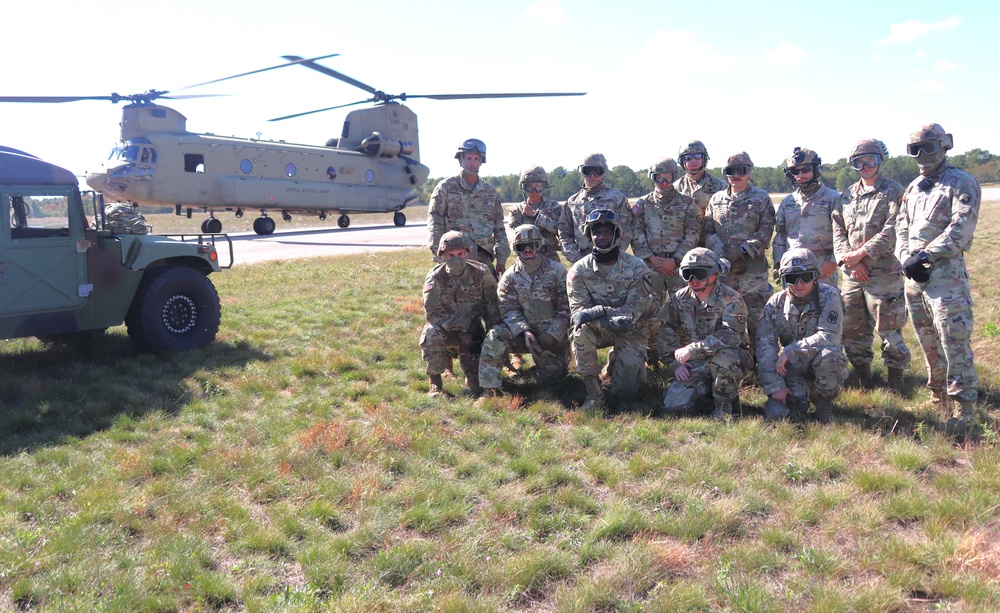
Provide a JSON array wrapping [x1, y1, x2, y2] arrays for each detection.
[[1, 54, 584, 235]]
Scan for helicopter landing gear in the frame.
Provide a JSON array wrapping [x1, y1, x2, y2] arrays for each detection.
[[253, 216, 276, 236], [393, 211, 406, 227], [337, 214, 350, 229], [235, 208, 244, 218], [282, 211, 292, 222], [201, 217, 223, 233], [319, 212, 327, 221]]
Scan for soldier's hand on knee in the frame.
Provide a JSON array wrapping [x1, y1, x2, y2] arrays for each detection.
[[776, 352, 790, 376], [571, 305, 608, 329], [523, 331, 536, 349], [675, 363, 691, 382], [770, 388, 791, 404], [603, 315, 635, 332]]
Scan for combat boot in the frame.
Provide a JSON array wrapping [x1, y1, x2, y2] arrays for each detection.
[[428, 375, 445, 397], [814, 395, 835, 424], [710, 398, 734, 421], [887, 367, 904, 392], [443, 356, 456, 378], [646, 346, 660, 369], [463, 376, 482, 397], [954, 398, 977, 436], [933, 389, 952, 421], [474, 388, 502, 408], [580, 376, 604, 412], [852, 363, 873, 389]]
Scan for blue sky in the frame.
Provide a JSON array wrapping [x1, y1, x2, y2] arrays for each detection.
[[2, 0, 996, 184]]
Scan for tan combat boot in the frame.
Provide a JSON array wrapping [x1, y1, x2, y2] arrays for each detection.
[[443, 356, 456, 378], [955, 398, 977, 435], [814, 396, 835, 424], [711, 399, 734, 421], [886, 367, 904, 392], [933, 389, 952, 421], [853, 363, 873, 389], [428, 375, 445, 397], [464, 376, 482, 397], [580, 376, 604, 412]]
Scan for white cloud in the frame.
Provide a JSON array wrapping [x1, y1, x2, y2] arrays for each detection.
[[878, 17, 960, 45], [628, 29, 738, 74], [521, 0, 566, 24], [871, 54, 885, 62], [916, 50, 928, 58], [906, 78, 948, 93], [934, 59, 962, 71], [756, 42, 808, 67]]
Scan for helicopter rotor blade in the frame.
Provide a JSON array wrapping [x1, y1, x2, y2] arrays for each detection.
[[408, 92, 587, 100], [282, 55, 379, 95], [268, 99, 372, 122], [0, 95, 120, 103], [177, 53, 341, 91]]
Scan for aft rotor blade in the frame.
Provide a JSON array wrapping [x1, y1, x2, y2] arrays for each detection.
[[411, 92, 587, 100], [268, 99, 371, 122], [178, 53, 341, 91], [282, 54, 379, 95]]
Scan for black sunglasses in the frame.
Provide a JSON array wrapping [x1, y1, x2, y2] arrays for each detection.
[[723, 165, 750, 177], [787, 166, 813, 176], [680, 267, 711, 281]]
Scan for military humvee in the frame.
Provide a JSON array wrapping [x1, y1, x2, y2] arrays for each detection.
[[0, 145, 232, 351]]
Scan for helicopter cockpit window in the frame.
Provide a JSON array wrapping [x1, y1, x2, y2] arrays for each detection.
[[285, 163, 297, 178], [140, 147, 157, 164], [9, 192, 71, 239], [184, 154, 205, 174]]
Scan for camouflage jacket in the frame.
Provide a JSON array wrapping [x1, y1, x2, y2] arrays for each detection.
[[675, 172, 729, 216], [660, 281, 749, 368], [704, 186, 775, 295], [427, 174, 511, 265], [497, 258, 570, 340], [629, 188, 701, 264], [508, 198, 563, 254], [558, 184, 634, 263], [774, 184, 840, 267], [567, 252, 655, 323], [833, 175, 904, 277], [896, 165, 980, 273], [757, 284, 844, 395], [422, 260, 501, 333]]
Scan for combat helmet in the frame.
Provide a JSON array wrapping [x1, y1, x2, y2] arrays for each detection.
[[579, 153, 609, 175], [512, 224, 544, 255], [778, 248, 819, 285], [678, 140, 710, 171], [583, 208, 621, 253], [850, 139, 889, 171], [518, 165, 549, 189], [679, 247, 722, 281], [648, 157, 680, 182], [907, 123, 953, 152], [724, 152, 754, 176], [438, 230, 469, 256], [783, 147, 823, 183], [454, 138, 487, 163]]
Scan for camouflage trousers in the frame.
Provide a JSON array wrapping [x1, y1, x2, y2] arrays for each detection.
[[662, 347, 754, 414], [479, 325, 569, 389], [842, 274, 910, 370], [571, 320, 648, 398], [763, 347, 848, 418], [742, 291, 771, 355], [420, 322, 486, 380], [649, 269, 687, 354], [904, 271, 978, 401]]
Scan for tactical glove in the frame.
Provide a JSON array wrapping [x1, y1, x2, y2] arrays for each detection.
[[902, 252, 931, 283], [602, 315, 635, 333], [571, 305, 608, 328]]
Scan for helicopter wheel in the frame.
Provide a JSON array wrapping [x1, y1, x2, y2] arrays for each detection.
[[202, 218, 223, 234], [393, 212, 406, 227], [282, 211, 292, 222], [337, 214, 350, 229], [253, 217, 276, 235]]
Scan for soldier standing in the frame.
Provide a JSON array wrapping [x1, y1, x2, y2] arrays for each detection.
[[774, 147, 840, 287], [478, 225, 570, 402], [660, 248, 754, 420], [420, 231, 501, 397], [558, 153, 634, 263], [832, 139, 910, 390], [630, 157, 702, 363], [704, 152, 776, 351], [427, 138, 511, 277], [568, 209, 656, 411], [507, 166, 562, 262], [896, 123, 980, 429], [757, 249, 849, 423], [674, 140, 728, 246]]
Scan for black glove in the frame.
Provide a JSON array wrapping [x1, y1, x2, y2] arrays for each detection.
[[902, 252, 931, 283], [537, 332, 559, 350], [602, 315, 635, 332], [571, 305, 608, 328]]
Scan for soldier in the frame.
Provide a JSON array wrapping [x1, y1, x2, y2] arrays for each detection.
[[832, 139, 910, 390], [427, 138, 511, 277], [630, 157, 702, 363], [704, 152, 776, 351], [674, 139, 728, 246], [558, 153, 634, 263], [507, 165, 562, 262], [568, 209, 656, 411], [774, 147, 840, 287], [896, 123, 980, 429], [478, 225, 570, 402], [757, 248, 849, 423], [420, 231, 501, 397], [660, 248, 754, 420]]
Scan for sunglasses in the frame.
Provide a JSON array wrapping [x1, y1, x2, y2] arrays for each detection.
[[653, 173, 673, 184], [781, 271, 818, 285], [787, 166, 813, 176], [680, 267, 711, 281], [514, 241, 541, 253], [723, 165, 750, 177], [581, 166, 605, 177], [906, 141, 942, 157], [850, 155, 881, 171], [681, 153, 705, 162]]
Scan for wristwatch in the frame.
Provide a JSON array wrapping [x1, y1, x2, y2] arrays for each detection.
[[917, 251, 929, 264]]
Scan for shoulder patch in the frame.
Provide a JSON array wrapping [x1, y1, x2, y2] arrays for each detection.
[[632, 204, 640, 215], [737, 313, 746, 325], [423, 282, 435, 293], [827, 311, 839, 324], [642, 272, 654, 295]]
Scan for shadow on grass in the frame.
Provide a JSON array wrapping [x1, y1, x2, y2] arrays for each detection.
[[0, 335, 271, 456]]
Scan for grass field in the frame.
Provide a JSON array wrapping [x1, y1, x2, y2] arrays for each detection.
[[1, 202, 999, 611]]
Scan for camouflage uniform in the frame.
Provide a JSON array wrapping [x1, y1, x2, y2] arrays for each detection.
[[660, 274, 753, 416], [757, 279, 849, 420], [675, 171, 728, 247], [896, 164, 980, 403], [508, 199, 562, 262], [833, 174, 911, 373], [427, 174, 511, 274], [774, 184, 841, 287], [479, 257, 570, 389], [704, 185, 775, 350], [558, 160, 634, 263], [420, 255, 501, 383]]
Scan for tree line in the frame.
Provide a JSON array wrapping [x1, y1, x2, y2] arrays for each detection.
[[417, 149, 999, 203]]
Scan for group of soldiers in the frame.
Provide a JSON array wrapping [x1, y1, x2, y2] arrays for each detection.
[[419, 123, 981, 428]]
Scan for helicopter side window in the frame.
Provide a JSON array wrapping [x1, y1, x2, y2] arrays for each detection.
[[9, 193, 71, 238], [184, 154, 205, 174]]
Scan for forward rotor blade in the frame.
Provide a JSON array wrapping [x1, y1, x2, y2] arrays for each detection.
[[161, 94, 230, 100], [178, 53, 341, 91], [411, 92, 587, 100], [0, 95, 118, 103], [282, 55, 379, 95], [268, 99, 372, 122]]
